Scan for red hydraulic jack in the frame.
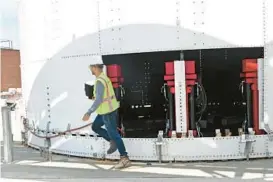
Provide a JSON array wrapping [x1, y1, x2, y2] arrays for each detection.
[[240, 59, 263, 135], [106, 64, 124, 90], [164, 62, 176, 137], [106, 64, 125, 136], [164, 60, 198, 138]]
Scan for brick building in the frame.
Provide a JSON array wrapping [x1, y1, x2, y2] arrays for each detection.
[[1, 48, 21, 92]]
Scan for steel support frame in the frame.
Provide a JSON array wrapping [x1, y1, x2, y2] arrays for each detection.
[[174, 60, 187, 134], [258, 58, 264, 130], [263, 0, 273, 133]]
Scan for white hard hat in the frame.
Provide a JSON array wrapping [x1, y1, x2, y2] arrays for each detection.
[[89, 55, 103, 66]]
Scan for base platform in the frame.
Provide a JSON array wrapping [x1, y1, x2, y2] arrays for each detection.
[[27, 132, 273, 162]]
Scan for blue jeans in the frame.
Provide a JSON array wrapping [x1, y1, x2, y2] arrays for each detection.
[[92, 110, 128, 157]]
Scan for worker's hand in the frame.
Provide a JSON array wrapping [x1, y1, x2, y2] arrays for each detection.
[[82, 113, 90, 121]]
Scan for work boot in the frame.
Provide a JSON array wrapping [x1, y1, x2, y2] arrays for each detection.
[[114, 156, 131, 169], [107, 140, 117, 154]]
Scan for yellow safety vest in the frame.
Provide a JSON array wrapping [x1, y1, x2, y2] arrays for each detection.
[[93, 73, 119, 115]]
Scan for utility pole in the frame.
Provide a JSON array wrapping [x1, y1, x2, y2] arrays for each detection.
[[1, 106, 14, 163]]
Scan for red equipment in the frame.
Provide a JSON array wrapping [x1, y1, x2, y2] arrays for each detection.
[[106, 64, 124, 88], [164, 60, 198, 137], [185, 61, 198, 137], [240, 59, 262, 135], [106, 64, 125, 136]]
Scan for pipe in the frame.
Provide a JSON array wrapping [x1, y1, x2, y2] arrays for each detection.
[[245, 83, 253, 130], [168, 87, 175, 136], [114, 87, 121, 102], [1, 106, 14, 163], [189, 86, 196, 130], [252, 89, 260, 134]]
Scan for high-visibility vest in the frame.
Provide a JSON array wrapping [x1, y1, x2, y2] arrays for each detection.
[[93, 72, 119, 115]]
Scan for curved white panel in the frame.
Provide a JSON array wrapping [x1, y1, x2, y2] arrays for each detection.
[[23, 54, 98, 132], [27, 134, 273, 161], [18, 0, 48, 102], [99, 0, 178, 54], [203, 0, 264, 48], [56, 0, 100, 56], [19, 0, 100, 132], [266, 0, 273, 45], [164, 137, 244, 161], [18, 0, 48, 63], [98, 0, 264, 55], [43, 0, 100, 59]]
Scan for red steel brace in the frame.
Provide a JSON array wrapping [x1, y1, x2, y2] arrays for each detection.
[[164, 62, 176, 137], [106, 64, 124, 88], [164, 60, 197, 137], [185, 61, 198, 137], [241, 59, 262, 135]]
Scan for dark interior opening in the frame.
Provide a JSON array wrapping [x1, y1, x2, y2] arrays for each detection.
[[103, 52, 179, 137], [194, 48, 264, 136], [102, 47, 263, 138]]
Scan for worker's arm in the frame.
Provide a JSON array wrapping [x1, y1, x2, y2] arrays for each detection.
[[86, 81, 105, 115]]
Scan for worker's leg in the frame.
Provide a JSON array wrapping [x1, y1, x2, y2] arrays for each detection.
[[103, 110, 130, 169], [92, 115, 110, 141], [92, 114, 117, 154]]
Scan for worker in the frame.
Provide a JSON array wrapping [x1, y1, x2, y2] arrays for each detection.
[[82, 56, 131, 169]]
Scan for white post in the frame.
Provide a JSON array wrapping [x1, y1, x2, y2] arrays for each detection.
[[174, 60, 187, 135], [1, 106, 14, 163]]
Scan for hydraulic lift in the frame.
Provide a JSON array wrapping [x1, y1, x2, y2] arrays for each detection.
[[240, 59, 263, 135], [164, 60, 198, 137]]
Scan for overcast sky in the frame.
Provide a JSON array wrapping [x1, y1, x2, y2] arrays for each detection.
[[0, 0, 20, 49]]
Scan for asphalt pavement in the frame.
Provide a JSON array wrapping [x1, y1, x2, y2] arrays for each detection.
[[1, 143, 273, 182]]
